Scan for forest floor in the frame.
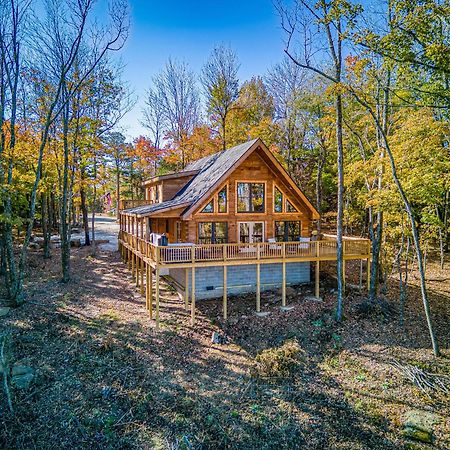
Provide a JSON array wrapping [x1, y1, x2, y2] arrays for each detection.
[[0, 241, 449, 449]]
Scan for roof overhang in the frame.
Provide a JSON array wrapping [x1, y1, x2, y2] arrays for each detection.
[[142, 170, 199, 186], [122, 202, 191, 218]]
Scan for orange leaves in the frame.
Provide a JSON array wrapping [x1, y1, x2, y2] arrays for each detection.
[[130, 136, 164, 172]]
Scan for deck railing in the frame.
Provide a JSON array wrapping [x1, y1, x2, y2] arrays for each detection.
[[119, 199, 150, 211], [119, 230, 370, 266]]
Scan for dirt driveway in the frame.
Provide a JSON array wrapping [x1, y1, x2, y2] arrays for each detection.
[[85, 214, 119, 252]]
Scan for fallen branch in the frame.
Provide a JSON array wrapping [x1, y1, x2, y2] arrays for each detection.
[[391, 359, 450, 398]]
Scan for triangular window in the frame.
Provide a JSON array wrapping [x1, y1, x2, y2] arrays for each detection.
[[286, 200, 298, 213], [201, 200, 214, 213]]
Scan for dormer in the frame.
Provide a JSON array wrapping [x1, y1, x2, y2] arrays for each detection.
[[142, 170, 199, 204]]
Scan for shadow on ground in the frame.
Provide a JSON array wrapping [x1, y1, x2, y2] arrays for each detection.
[[1, 248, 448, 449]]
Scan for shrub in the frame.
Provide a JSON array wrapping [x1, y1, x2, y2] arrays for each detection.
[[252, 340, 304, 378]]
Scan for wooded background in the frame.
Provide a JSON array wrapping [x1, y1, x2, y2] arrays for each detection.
[[1, 0, 449, 356]]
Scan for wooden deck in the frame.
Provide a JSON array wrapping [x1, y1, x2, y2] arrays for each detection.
[[118, 230, 371, 328]]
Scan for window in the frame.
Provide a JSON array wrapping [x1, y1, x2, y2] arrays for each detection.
[[275, 221, 301, 242], [201, 200, 214, 213], [286, 200, 298, 212], [218, 186, 227, 213], [198, 222, 228, 244], [237, 182, 265, 213], [274, 186, 283, 213]]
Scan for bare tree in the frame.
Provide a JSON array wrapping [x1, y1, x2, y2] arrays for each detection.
[[266, 57, 307, 171], [153, 59, 200, 168], [142, 86, 166, 167], [201, 45, 240, 150]]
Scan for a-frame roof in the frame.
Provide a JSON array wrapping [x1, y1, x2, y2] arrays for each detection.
[[123, 138, 319, 219]]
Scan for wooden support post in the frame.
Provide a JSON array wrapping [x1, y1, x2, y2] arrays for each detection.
[[256, 263, 261, 313], [282, 243, 286, 307], [135, 255, 140, 287], [140, 257, 144, 295], [343, 259, 346, 295], [145, 263, 150, 309], [315, 261, 320, 299], [191, 266, 196, 325], [131, 251, 135, 276], [191, 246, 196, 325], [155, 267, 160, 329], [315, 241, 320, 299], [184, 268, 189, 310], [149, 266, 153, 319], [367, 257, 371, 291], [256, 243, 261, 312], [223, 265, 227, 320]]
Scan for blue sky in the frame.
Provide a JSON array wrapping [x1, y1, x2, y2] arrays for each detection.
[[118, 0, 286, 139]]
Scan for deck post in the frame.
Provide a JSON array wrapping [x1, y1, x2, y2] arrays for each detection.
[[155, 266, 160, 329], [145, 263, 150, 309], [256, 263, 261, 313], [315, 261, 320, 299], [140, 255, 144, 295], [135, 253, 140, 288], [256, 244, 261, 312], [191, 247, 196, 325], [343, 259, 346, 295], [184, 268, 189, 310], [223, 265, 227, 320], [366, 241, 371, 292], [131, 251, 135, 278], [315, 241, 320, 299], [282, 242, 286, 307], [149, 265, 153, 319]]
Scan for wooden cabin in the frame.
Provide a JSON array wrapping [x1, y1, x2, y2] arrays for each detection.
[[119, 138, 370, 325], [127, 138, 319, 245]]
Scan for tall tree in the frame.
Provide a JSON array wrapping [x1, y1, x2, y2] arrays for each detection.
[[278, 0, 361, 321], [201, 45, 240, 150]]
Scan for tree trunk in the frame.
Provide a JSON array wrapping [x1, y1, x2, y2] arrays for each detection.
[[91, 157, 98, 256], [335, 92, 345, 322], [60, 95, 71, 283], [116, 165, 120, 219], [80, 176, 90, 246], [42, 192, 51, 259], [316, 149, 324, 234]]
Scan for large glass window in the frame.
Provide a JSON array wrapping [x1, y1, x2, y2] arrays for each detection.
[[198, 222, 228, 244], [218, 186, 227, 213], [237, 182, 265, 213], [275, 221, 301, 242], [274, 186, 283, 213]]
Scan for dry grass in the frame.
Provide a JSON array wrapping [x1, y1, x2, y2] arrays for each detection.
[[0, 247, 449, 449]]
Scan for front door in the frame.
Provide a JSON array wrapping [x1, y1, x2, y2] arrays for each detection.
[[238, 222, 264, 243]]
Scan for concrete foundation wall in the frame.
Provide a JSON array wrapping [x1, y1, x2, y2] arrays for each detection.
[[169, 262, 310, 300]]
